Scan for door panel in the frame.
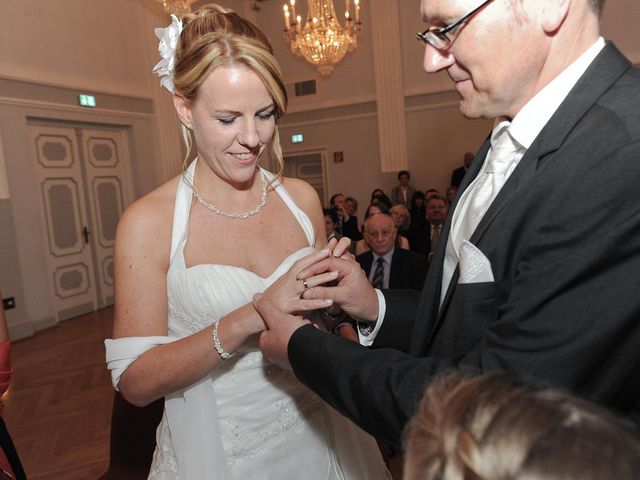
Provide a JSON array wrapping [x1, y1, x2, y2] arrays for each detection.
[[30, 125, 98, 320], [81, 129, 133, 307]]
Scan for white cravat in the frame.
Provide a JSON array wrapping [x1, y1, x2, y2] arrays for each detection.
[[453, 121, 521, 252], [441, 121, 524, 305]]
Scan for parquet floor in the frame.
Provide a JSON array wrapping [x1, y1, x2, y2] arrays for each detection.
[[1, 307, 403, 479], [3, 307, 114, 479]]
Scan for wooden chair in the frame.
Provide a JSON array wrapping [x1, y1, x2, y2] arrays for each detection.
[[100, 392, 164, 480]]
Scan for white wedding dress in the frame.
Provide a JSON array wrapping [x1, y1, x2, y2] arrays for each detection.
[[124, 160, 390, 479]]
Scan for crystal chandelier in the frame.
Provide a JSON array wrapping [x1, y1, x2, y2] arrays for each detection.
[[282, 0, 362, 75], [157, 0, 193, 15]]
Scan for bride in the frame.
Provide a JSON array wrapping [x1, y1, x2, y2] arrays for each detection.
[[105, 4, 389, 479]]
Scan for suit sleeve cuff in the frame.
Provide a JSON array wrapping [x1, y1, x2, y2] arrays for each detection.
[[358, 289, 386, 346]]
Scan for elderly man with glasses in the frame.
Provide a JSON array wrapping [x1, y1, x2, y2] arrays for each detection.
[[256, 0, 640, 449]]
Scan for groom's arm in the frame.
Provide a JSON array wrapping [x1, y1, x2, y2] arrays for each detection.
[[369, 289, 422, 352], [288, 324, 449, 447]]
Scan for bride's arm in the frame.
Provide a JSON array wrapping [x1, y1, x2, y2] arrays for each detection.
[[112, 189, 264, 407], [112, 185, 334, 407]]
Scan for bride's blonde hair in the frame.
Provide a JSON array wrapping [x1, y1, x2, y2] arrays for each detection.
[[173, 4, 287, 177]]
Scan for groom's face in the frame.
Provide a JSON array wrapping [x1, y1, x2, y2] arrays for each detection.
[[420, 0, 549, 119]]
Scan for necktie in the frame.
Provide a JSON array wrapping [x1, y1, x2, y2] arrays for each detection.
[[455, 121, 519, 248], [431, 224, 441, 254], [372, 257, 385, 289]]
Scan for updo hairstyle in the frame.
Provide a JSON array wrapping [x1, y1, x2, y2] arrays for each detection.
[[173, 4, 288, 174]]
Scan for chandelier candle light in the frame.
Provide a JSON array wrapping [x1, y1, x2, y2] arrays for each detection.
[[283, 0, 362, 75], [157, 0, 192, 15]]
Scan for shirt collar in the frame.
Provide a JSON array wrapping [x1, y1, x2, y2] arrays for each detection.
[[372, 248, 394, 264], [509, 37, 606, 150]]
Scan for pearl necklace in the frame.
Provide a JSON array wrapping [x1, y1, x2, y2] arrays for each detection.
[[192, 171, 268, 219]]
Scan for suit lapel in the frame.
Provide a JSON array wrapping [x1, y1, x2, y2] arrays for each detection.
[[413, 43, 631, 355], [389, 249, 403, 288], [359, 251, 373, 278], [469, 43, 631, 247], [409, 140, 490, 354]]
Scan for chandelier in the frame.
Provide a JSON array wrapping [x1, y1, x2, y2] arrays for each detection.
[[282, 0, 362, 75], [157, 0, 193, 15]]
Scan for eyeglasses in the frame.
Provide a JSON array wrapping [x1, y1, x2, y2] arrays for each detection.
[[416, 0, 494, 49]]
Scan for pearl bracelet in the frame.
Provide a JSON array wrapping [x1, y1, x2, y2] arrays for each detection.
[[212, 320, 233, 360]]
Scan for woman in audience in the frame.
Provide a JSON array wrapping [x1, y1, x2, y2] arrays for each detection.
[[404, 371, 640, 480], [104, 5, 388, 479], [389, 204, 411, 244], [370, 188, 392, 209]]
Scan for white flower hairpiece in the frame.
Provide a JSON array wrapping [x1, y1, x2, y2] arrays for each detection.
[[153, 14, 183, 93]]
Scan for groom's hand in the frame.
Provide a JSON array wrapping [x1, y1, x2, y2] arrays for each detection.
[[299, 256, 379, 322], [255, 293, 309, 370]]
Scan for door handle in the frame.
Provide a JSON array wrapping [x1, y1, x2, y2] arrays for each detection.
[[82, 226, 90, 244]]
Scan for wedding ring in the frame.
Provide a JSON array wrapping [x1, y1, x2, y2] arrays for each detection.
[[302, 279, 309, 289]]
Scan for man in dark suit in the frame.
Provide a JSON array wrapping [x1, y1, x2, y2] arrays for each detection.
[[357, 213, 427, 291], [450, 152, 474, 188], [424, 195, 447, 262], [256, 0, 640, 447]]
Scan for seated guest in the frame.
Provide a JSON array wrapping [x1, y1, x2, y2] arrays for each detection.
[[390, 170, 416, 208], [450, 151, 474, 188], [425, 188, 440, 200], [364, 200, 389, 218], [357, 213, 427, 291], [446, 186, 458, 206], [355, 201, 409, 256], [389, 205, 411, 246], [408, 191, 428, 255], [323, 208, 341, 242], [404, 371, 640, 480], [345, 196, 358, 218], [329, 192, 361, 241], [425, 195, 448, 262], [370, 188, 392, 209]]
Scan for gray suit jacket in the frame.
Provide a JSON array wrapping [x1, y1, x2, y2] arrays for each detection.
[[289, 42, 640, 446]]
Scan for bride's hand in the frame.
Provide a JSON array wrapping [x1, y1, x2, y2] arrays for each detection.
[[325, 237, 353, 260], [315, 236, 355, 319], [261, 248, 337, 314]]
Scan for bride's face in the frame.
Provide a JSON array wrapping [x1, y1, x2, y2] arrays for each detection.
[[177, 64, 276, 187]]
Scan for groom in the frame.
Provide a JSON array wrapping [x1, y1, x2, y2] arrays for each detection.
[[257, 0, 640, 446]]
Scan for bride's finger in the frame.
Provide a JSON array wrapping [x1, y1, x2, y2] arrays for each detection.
[[289, 248, 331, 280], [293, 298, 334, 311], [296, 257, 336, 280], [331, 237, 352, 257], [291, 249, 331, 280], [298, 256, 355, 280], [300, 271, 339, 290]]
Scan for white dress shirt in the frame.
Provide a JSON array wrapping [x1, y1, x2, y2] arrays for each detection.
[[360, 37, 606, 346]]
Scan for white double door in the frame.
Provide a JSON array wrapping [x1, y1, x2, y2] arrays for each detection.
[[29, 123, 134, 321]]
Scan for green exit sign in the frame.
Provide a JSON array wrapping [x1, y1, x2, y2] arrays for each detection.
[[291, 134, 304, 143], [78, 94, 96, 107]]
